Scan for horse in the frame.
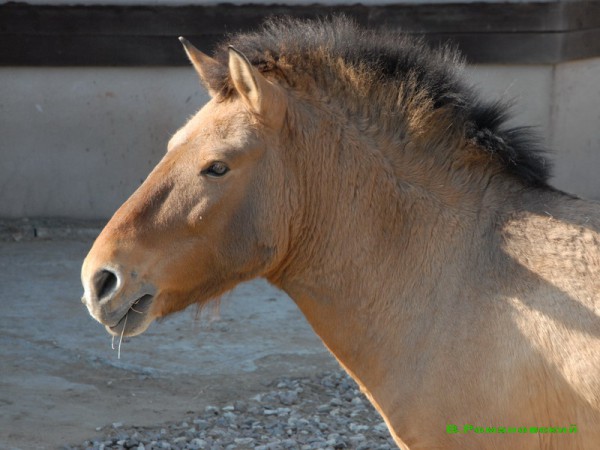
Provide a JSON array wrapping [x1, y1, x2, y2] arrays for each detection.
[[81, 17, 600, 450]]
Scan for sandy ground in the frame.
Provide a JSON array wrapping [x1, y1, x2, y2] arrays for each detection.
[[0, 237, 338, 450]]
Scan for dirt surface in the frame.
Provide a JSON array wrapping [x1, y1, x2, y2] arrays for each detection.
[[0, 236, 338, 450]]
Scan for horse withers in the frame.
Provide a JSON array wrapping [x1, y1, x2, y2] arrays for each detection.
[[81, 18, 600, 450]]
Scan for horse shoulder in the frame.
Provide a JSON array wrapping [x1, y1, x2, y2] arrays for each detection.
[[499, 191, 600, 411]]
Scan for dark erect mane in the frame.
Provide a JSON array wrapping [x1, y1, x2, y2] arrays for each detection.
[[206, 16, 551, 187]]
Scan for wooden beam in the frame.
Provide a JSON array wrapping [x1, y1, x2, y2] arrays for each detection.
[[1, 2, 599, 66]]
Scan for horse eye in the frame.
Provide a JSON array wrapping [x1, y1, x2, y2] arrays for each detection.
[[203, 162, 229, 177]]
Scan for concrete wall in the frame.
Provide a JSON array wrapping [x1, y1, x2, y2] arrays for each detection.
[[466, 59, 600, 199], [550, 58, 600, 197], [0, 68, 208, 219], [1, 59, 599, 219]]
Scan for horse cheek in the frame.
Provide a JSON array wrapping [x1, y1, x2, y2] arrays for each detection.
[[220, 189, 273, 278]]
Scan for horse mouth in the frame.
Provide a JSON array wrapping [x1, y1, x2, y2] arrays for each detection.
[[107, 294, 154, 337]]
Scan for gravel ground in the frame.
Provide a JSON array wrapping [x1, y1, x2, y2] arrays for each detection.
[[67, 371, 398, 450]]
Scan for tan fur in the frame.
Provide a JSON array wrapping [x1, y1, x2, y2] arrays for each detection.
[[82, 42, 599, 450]]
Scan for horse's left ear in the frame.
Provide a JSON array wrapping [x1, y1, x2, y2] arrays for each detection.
[[228, 46, 286, 127], [179, 37, 224, 97]]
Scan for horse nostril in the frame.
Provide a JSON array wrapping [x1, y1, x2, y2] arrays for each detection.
[[93, 269, 119, 301]]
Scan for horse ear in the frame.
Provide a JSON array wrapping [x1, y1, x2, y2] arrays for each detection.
[[227, 46, 286, 127], [179, 37, 223, 97]]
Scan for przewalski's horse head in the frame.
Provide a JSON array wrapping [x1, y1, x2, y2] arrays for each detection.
[[82, 17, 599, 450], [81, 41, 291, 337]]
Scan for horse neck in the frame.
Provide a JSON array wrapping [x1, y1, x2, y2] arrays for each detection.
[[268, 107, 506, 403]]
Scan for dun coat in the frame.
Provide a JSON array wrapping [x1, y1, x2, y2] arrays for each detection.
[[81, 17, 600, 450]]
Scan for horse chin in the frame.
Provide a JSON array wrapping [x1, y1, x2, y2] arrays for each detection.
[[106, 294, 155, 337]]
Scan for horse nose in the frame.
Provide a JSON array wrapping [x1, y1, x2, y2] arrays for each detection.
[[91, 268, 120, 304]]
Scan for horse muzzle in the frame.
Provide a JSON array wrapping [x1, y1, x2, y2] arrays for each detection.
[[81, 264, 157, 337]]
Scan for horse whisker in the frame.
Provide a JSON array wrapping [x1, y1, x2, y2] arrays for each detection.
[[117, 314, 127, 360]]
